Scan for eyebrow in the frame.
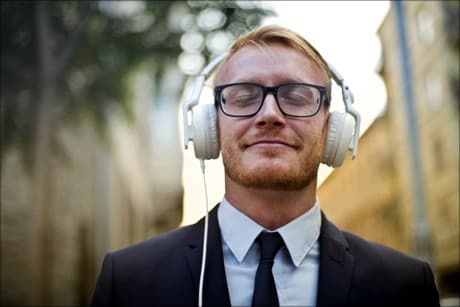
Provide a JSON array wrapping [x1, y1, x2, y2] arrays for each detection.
[[230, 76, 306, 84], [226, 77, 325, 88]]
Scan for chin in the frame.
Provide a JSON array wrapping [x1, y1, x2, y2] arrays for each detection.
[[227, 160, 318, 191], [222, 143, 322, 191]]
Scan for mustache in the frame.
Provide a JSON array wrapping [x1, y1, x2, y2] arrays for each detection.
[[239, 132, 302, 149]]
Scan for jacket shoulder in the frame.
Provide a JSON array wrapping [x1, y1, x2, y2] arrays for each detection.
[[341, 230, 439, 306], [91, 222, 204, 307], [111, 222, 199, 264]]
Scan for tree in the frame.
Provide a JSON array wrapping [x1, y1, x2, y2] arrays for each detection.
[[1, 0, 274, 169]]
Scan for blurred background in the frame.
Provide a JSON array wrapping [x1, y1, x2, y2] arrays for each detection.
[[1, 1, 458, 306]]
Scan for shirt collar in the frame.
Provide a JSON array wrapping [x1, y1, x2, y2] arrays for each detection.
[[218, 198, 263, 263], [218, 198, 322, 267], [276, 201, 321, 266]]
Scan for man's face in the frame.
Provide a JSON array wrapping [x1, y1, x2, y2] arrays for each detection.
[[216, 43, 329, 191]]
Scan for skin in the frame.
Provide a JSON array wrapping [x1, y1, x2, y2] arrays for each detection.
[[215, 43, 330, 230]]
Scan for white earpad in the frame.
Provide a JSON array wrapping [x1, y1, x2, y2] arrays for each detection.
[[322, 111, 354, 168], [192, 104, 220, 160]]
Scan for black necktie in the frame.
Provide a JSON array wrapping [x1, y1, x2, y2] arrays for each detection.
[[252, 232, 284, 307]]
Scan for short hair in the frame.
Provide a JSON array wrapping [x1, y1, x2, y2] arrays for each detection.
[[215, 24, 332, 108]]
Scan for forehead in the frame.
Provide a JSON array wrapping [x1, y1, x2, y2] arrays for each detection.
[[215, 43, 327, 86]]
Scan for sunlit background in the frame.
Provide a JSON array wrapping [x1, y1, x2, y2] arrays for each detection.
[[1, 1, 458, 306]]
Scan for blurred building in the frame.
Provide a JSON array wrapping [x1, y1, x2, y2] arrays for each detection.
[[1, 65, 184, 305], [319, 0, 459, 302]]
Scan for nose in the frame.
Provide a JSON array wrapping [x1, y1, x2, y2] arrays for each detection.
[[254, 93, 286, 128]]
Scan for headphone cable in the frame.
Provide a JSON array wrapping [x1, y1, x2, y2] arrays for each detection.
[[198, 159, 209, 307]]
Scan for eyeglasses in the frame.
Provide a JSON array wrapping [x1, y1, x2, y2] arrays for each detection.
[[214, 82, 327, 117]]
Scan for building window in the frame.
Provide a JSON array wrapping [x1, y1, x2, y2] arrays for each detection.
[[424, 71, 442, 109], [432, 138, 446, 172], [416, 9, 435, 45]]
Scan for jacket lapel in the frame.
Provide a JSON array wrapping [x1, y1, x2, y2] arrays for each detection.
[[185, 205, 231, 307], [316, 212, 354, 307]]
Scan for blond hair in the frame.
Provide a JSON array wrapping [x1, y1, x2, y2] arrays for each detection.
[[216, 25, 332, 107]]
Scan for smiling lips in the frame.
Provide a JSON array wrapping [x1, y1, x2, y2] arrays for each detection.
[[246, 139, 296, 149]]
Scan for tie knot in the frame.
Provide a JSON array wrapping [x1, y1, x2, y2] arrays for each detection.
[[257, 232, 284, 261]]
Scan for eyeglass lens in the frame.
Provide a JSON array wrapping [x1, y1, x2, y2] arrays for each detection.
[[220, 84, 321, 117]]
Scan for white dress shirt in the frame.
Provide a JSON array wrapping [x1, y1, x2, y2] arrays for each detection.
[[217, 198, 321, 307]]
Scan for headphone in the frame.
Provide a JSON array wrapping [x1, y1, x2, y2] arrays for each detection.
[[183, 52, 361, 168]]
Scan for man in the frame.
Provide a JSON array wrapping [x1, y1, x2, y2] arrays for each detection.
[[91, 25, 440, 307]]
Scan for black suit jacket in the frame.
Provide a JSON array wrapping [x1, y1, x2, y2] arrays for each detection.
[[91, 205, 439, 307]]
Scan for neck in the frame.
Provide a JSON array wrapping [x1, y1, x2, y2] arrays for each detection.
[[224, 176, 317, 230]]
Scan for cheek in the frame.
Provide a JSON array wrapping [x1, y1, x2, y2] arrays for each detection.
[[218, 118, 237, 154], [296, 120, 325, 143], [217, 115, 229, 144], [218, 115, 247, 145], [313, 112, 328, 138]]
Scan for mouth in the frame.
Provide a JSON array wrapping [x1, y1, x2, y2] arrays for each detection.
[[246, 139, 296, 149]]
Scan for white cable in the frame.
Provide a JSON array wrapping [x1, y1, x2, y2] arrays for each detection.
[[198, 159, 209, 307]]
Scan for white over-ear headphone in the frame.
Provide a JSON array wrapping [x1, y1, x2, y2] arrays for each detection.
[[183, 52, 361, 168]]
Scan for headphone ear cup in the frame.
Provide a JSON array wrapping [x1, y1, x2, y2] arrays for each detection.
[[322, 111, 354, 168], [192, 104, 220, 160]]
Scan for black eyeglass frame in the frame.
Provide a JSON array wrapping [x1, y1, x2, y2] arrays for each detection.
[[214, 82, 328, 118]]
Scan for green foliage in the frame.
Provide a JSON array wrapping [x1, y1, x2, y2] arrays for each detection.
[[0, 0, 274, 164]]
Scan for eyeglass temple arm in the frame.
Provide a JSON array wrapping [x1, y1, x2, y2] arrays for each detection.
[[183, 52, 229, 149], [327, 63, 361, 159]]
